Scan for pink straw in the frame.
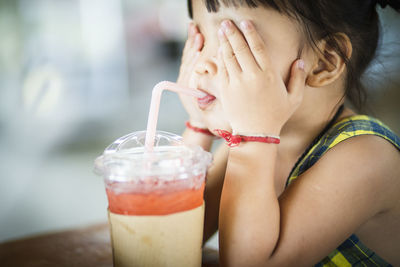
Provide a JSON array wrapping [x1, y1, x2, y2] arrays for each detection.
[[145, 81, 207, 151]]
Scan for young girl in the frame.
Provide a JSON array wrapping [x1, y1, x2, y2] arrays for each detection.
[[177, 0, 400, 266]]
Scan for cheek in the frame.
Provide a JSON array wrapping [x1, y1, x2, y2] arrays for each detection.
[[268, 43, 299, 85], [202, 38, 219, 56]]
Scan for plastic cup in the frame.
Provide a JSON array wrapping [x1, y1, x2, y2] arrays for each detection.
[[94, 131, 212, 267]]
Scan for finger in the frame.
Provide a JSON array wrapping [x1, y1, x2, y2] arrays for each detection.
[[182, 31, 202, 76], [178, 26, 201, 84], [189, 51, 201, 73], [221, 20, 258, 72], [182, 23, 198, 57], [194, 33, 204, 51], [188, 23, 197, 47], [287, 59, 306, 105], [218, 27, 242, 75], [239, 20, 271, 70], [217, 47, 229, 82]]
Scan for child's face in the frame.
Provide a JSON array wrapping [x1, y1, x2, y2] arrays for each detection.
[[190, 1, 304, 131]]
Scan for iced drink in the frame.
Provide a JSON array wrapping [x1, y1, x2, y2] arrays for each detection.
[[95, 131, 212, 267]]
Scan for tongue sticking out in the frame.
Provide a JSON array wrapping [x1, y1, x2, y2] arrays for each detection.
[[197, 94, 216, 110]]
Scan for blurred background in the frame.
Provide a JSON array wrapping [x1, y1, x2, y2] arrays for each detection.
[[0, 0, 399, 247]]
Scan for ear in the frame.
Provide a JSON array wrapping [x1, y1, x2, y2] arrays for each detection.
[[306, 33, 353, 87]]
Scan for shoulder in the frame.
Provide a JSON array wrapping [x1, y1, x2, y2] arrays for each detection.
[[271, 130, 400, 266], [328, 115, 400, 143], [310, 132, 400, 213], [266, 123, 400, 266]]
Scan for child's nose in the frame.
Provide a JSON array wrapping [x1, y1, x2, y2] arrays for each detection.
[[194, 57, 218, 76]]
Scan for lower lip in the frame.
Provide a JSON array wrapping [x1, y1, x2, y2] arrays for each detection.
[[197, 94, 216, 110]]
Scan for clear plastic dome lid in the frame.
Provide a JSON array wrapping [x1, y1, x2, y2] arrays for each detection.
[[94, 131, 212, 183]]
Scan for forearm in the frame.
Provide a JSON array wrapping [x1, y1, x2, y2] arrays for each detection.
[[203, 174, 224, 244], [202, 143, 229, 245], [219, 142, 280, 267], [182, 128, 214, 152]]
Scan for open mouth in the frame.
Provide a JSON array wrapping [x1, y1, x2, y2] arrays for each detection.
[[197, 91, 216, 110]]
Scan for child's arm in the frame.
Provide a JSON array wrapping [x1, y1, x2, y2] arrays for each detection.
[[178, 23, 229, 245], [216, 20, 400, 266], [219, 134, 399, 267], [202, 142, 229, 244], [182, 134, 229, 244], [182, 127, 214, 152]]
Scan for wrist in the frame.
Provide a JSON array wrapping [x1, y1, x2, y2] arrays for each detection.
[[186, 121, 213, 135], [228, 141, 278, 177], [183, 121, 215, 152], [215, 129, 280, 147]]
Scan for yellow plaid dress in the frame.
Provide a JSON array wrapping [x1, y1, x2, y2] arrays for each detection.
[[286, 115, 399, 267]]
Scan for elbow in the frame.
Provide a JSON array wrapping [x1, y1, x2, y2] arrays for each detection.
[[219, 246, 278, 267]]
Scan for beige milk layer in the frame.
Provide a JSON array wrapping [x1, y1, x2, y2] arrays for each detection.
[[108, 203, 205, 267]]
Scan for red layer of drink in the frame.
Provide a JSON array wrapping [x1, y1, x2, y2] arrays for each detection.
[[106, 181, 205, 216]]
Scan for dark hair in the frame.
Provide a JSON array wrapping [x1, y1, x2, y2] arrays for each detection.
[[188, 0, 400, 111]]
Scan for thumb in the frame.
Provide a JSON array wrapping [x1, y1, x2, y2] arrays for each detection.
[[287, 59, 306, 105]]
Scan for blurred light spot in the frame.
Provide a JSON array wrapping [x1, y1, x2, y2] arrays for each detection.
[[158, 0, 189, 41], [79, 0, 125, 65], [22, 65, 63, 117]]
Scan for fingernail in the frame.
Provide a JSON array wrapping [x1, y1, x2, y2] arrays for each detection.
[[298, 59, 305, 70], [240, 20, 252, 32], [221, 20, 233, 35]]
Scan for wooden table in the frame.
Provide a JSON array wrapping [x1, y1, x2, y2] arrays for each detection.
[[0, 223, 219, 267]]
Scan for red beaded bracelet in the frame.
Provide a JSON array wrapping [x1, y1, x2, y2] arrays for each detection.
[[215, 129, 280, 147], [185, 121, 215, 136]]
